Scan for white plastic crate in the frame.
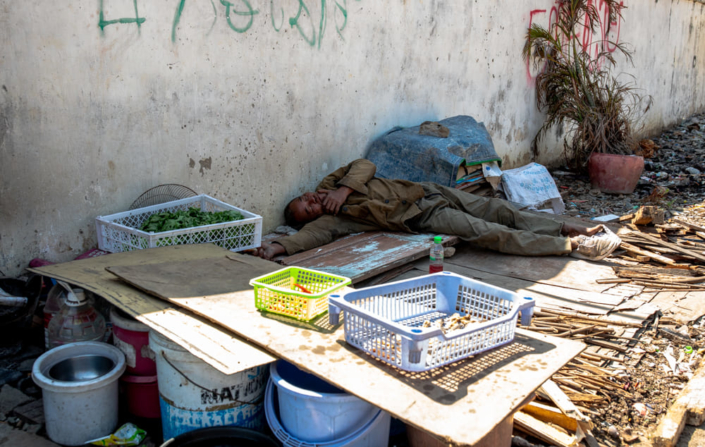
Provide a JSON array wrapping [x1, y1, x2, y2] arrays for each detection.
[[328, 272, 535, 372], [95, 194, 262, 253]]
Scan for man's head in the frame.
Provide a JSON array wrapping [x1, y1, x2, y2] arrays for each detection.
[[284, 192, 325, 229]]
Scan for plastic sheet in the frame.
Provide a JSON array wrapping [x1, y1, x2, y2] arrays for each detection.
[[365, 116, 501, 187]]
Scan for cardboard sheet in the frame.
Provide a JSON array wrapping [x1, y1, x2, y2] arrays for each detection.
[[29, 244, 276, 374], [105, 250, 584, 446]]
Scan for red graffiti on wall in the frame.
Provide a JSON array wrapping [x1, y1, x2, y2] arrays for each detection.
[[525, 0, 623, 83]]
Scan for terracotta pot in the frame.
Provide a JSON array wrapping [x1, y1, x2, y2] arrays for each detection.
[[588, 153, 644, 194]]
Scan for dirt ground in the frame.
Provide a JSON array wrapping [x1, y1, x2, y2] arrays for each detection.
[[551, 111, 705, 222]]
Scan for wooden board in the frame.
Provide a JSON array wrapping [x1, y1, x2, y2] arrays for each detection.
[[649, 291, 705, 324], [394, 265, 649, 326], [29, 244, 276, 374], [404, 262, 621, 315], [107, 255, 275, 300], [446, 245, 628, 296], [106, 251, 584, 446], [281, 232, 458, 284]]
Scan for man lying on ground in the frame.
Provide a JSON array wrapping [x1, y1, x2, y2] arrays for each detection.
[[254, 159, 621, 261]]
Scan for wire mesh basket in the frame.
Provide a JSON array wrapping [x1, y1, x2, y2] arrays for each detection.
[[96, 194, 262, 253], [250, 267, 351, 322], [328, 272, 535, 372], [129, 184, 198, 210]]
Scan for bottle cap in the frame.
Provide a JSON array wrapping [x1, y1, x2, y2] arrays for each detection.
[[685, 346, 693, 354], [434, 236, 443, 243], [65, 288, 88, 307]]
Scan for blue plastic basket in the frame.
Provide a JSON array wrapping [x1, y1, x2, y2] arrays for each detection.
[[328, 272, 535, 372]]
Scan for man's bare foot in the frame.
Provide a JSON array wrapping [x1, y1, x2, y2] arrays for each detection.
[[561, 223, 604, 238]]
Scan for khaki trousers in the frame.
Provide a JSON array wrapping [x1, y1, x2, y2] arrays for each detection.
[[409, 183, 572, 256]]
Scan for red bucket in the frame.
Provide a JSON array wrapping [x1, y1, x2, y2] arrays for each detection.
[[120, 374, 160, 419], [110, 307, 156, 376]]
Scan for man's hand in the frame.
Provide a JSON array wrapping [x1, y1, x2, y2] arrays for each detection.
[[253, 242, 286, 260], [317, 186, 353, 215]]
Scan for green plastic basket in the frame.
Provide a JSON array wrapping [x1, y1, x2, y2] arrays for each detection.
[[250, 267, 351, 321]]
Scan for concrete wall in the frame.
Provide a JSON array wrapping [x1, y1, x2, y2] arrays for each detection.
[[1, 0, 704, 276]]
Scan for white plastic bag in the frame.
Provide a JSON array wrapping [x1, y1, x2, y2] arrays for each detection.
[[481, 161, 503, 190], [500, 163, 565, 214]]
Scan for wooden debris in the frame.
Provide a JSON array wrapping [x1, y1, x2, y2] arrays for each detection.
[[583, 338, 628, 352], [580, 352, 624, 363], [521, 401, 578, 432], [631, 232, 705, 264], [538, 380, 590, 424], [672, 218, 705, 233], [514, 412, 579, 447], [632, 206, 665, 226], [596, 278, 631, 284], [535, 309, 643, 328], [620, 242, 676, 265]]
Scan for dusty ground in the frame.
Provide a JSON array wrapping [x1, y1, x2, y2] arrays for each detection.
[[516, 113, 705, 446], [552, 112, 705, 222]]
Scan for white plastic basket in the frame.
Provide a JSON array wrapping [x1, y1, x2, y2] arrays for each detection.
[[328, 272, 535, 372], [95, 194, 262, 253]]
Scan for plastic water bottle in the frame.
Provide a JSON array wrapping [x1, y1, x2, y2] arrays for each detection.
[[43, 284, 66, 349], [48, 284, 106, 349], [429, 236, 444, 274]]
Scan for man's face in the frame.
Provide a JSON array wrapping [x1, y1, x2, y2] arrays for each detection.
[[289, 192, 325, 224]]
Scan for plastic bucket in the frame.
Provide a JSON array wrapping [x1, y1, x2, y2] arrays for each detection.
[[120, 374, 160, 418], [149, 330, 269, 441], [160, 426, 279, 447], [265, 379, 391, 446], [269, 360, 378, 443], [111, 307, 156, 376], [32, 341, 126, 446]]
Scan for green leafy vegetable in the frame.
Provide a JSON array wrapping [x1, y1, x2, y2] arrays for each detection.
[[139, 207, 244, 233]]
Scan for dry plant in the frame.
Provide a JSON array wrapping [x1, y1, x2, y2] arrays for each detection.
[[523, 0, 651, 171]]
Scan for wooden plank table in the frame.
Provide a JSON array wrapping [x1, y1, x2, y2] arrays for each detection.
[[279, 232, 458, 284], [102, 245, 585, 446]]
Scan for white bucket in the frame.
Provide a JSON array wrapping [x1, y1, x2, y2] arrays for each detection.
[[269, 360, 378, 443], [265, 379, 391, 446], [149, 330, 269, 441], [32, 341, 126, 446]]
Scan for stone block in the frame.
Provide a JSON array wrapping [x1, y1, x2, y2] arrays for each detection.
[[0, 386, 33, 416], [0, 422, 59, 447], [12, 399, 44, 424]]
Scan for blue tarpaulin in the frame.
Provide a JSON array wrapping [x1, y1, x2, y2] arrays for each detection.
[[365, 115, 501, 188]]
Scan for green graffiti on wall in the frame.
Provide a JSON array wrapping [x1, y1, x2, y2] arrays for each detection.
[[101, 0, 360, 48], [288, 0, 315, 47], [270, 0, 284, 31], [98, 0, 146, 34], [334, 0, 348, 39], [220, 0, 259, 33]]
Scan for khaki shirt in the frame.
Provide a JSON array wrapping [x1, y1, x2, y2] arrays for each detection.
[[276, 159, 426, 255]]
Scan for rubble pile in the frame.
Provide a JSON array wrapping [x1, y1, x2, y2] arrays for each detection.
[[516, 310, 705, 447], [552, 112, 705, 221]]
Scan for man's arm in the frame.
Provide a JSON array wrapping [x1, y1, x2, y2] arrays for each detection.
[[316, 159, 376, 195], [274, 215, 379, 256]]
